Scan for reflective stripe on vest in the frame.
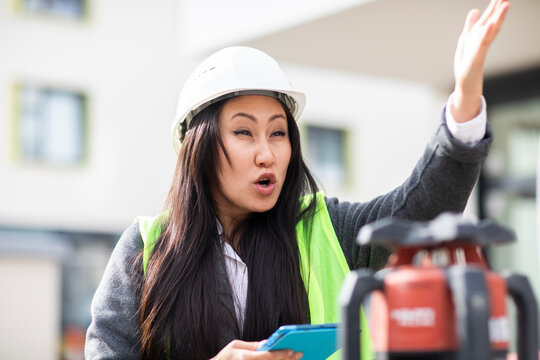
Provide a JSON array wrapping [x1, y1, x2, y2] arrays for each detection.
[[137, 192, 373, 359]]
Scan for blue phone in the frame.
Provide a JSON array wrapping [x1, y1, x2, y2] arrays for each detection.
[[257, 323, 339, 360]]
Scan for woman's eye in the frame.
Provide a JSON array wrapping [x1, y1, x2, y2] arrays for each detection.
[[271, 130, 286, 137], [233, 129, 251, 136]]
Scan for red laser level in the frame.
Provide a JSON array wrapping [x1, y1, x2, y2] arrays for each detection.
[[340, 213, 539, 360]]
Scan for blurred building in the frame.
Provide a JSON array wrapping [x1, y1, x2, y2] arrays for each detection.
[[0, 0, 539, 358], [0, 0, 181, 358]]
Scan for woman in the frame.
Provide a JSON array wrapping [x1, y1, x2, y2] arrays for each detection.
[[85, 1, 510, 359]]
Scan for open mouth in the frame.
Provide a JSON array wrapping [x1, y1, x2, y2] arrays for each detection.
[[254, 174, 276, 195], [255, 173, 276, 188]]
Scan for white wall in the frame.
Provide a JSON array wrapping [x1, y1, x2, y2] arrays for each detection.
[[178, 0, 373, 57], [283, 63, 448, 203], [0, 0, 481, 234], [0, 0, 183, 233]]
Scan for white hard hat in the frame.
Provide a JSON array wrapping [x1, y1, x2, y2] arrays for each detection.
[[172, 46, 306, 153]]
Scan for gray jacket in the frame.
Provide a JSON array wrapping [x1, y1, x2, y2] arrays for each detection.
[[85, 116, 492, 359]]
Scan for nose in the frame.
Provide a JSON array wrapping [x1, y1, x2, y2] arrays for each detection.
[[255, 140, 275, 168]]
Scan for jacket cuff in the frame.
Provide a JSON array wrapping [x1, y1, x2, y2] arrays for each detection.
[[433, 106, 493, 164]]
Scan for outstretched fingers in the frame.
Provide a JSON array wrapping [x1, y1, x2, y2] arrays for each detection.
[[485, 1, 510, 42], [478, 0, 501, 25], [481, 0, 510, 32], [461, 0, 510, 52]]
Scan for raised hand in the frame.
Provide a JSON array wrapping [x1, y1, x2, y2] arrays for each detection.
[[451, 0, 510, 123]]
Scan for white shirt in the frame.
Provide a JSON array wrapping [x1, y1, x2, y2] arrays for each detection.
[[222, 240, 248, 329], [217, 220, 249, 329], [219, 95, 488, 327]]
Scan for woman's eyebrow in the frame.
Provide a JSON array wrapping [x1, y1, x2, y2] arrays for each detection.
[[231, 112, 286, 122]]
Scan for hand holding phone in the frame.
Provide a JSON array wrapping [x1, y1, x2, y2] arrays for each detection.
[[257, 324, 339, 360], [212, 340, 301, 360]]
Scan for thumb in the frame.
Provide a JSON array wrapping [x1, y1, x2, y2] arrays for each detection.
[[463, 9, 480, 33], [234, 340, 266, 351]]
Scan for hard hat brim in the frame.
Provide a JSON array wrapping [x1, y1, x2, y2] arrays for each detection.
[[172, 88, 305, 154]]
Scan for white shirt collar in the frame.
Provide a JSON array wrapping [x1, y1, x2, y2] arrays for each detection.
[[217, 218, 245, 264]]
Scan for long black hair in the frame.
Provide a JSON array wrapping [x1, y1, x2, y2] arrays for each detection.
[[138, 96, 319, 359]]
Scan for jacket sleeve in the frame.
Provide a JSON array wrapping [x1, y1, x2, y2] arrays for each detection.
[[327, 110, 493, 271], [85, 221, 143, 360]]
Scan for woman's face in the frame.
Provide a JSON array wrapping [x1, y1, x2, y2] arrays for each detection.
[[212, 95, 292, 221]]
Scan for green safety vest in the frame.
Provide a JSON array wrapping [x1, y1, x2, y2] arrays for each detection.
[[137, 192, 373, 359]]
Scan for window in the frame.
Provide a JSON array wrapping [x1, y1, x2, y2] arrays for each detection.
[[480, 95, 540, 289], [14, 84, 87, 166], [0, 228, 117, 360], [61, 233, 117, 360], [305, 125, 348, 189], [16, 0, 86, 18], [479, 68, 540, 347]]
